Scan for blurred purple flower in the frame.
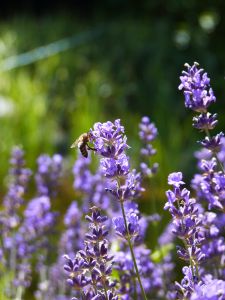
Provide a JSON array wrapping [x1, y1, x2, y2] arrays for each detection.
[[35, 154, 63, 197]]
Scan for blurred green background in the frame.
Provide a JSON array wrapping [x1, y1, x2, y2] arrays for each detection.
[[1, 0, 225, 204]]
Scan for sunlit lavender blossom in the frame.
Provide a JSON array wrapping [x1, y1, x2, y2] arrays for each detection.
[[192, 158, 225, 210], [175, 266, 198, 299], [64, 207, 117, 300], [113, 212, 140, 240], [114, 246, 169, 299], [179, 62, 216, 113], [90, 119, 143, 202], [90, 120, 130, 182], [179, 61, 225, 173], [90, 119, 149, 300], [35, 154, 63, 197], [165, 172, 205, 292]]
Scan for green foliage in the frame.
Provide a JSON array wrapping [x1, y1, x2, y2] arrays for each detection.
[[0, 266, 13, 300], [151, 244, 174, 263]]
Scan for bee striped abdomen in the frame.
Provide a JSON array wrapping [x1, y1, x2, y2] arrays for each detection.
[[79, 142, 88, 158]]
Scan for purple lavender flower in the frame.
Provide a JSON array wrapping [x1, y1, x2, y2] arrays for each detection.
[[90, 120, 144, 202], [72, 154, 113, 212], [22, 196, 56, 239], [200, 132, 224, 153], [90, 120, 148, 300], [168, 172, 185, 188], [139, 116, 158, 142], [192, 158, 225, 210], [179, 62, 225, 174], [73, 154, 93, 193], [0, 147, 32, 298], [40, 202, 83, 300], [59, 201, 83, 256], [114, 246, 169, 299], [90, 120, 130, 182], [139, 116, 158, 177], [90, 120, 129, 158], [175, 266, 198, 298], [165, 172, 205, 290], [113, 212, 140, 240], [35, 154, 63, 197], [193, 112, 218, 131], [3, 147, 32, 221], [63, 207, 117, 300], [179, 62, 216, 113], [191, 275, 225, 300]]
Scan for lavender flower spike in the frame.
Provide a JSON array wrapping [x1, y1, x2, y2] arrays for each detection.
[[179, 62, 216, 113], [165, 172, 205, 296], [63, 207, 117, 300], [179, 62, 225, 172], [90, 119, 148, 300]]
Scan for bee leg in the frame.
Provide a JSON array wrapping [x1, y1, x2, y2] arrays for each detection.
[[87, 145, 97, 151]]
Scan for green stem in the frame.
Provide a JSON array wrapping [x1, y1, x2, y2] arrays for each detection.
[[133, 276, 137, 300], [103, 284, 108, 300], [120, 200, 148, 300]]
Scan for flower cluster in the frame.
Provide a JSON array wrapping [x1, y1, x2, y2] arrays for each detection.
[[179, 62, 224, 158], [165, 172, 205, 298], [64, 207, 117, 300], [90, 120, 144, 202]]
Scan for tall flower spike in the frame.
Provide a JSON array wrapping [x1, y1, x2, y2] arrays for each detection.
[[63, 207, 117, 300], [179, 62, 225, 174], [90, 120, 148, 300], [165, 172, 205, 298]]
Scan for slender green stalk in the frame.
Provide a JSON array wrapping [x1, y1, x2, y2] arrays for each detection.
[[103, 284, 109, 300], [120, 200, 148, 300], [132, 275, 137, 300]]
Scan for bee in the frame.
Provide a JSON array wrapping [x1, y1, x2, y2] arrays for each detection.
[[71, 132, 96, 158]]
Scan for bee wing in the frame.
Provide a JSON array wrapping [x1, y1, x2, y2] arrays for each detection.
[[70, 138, 80, 148]]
